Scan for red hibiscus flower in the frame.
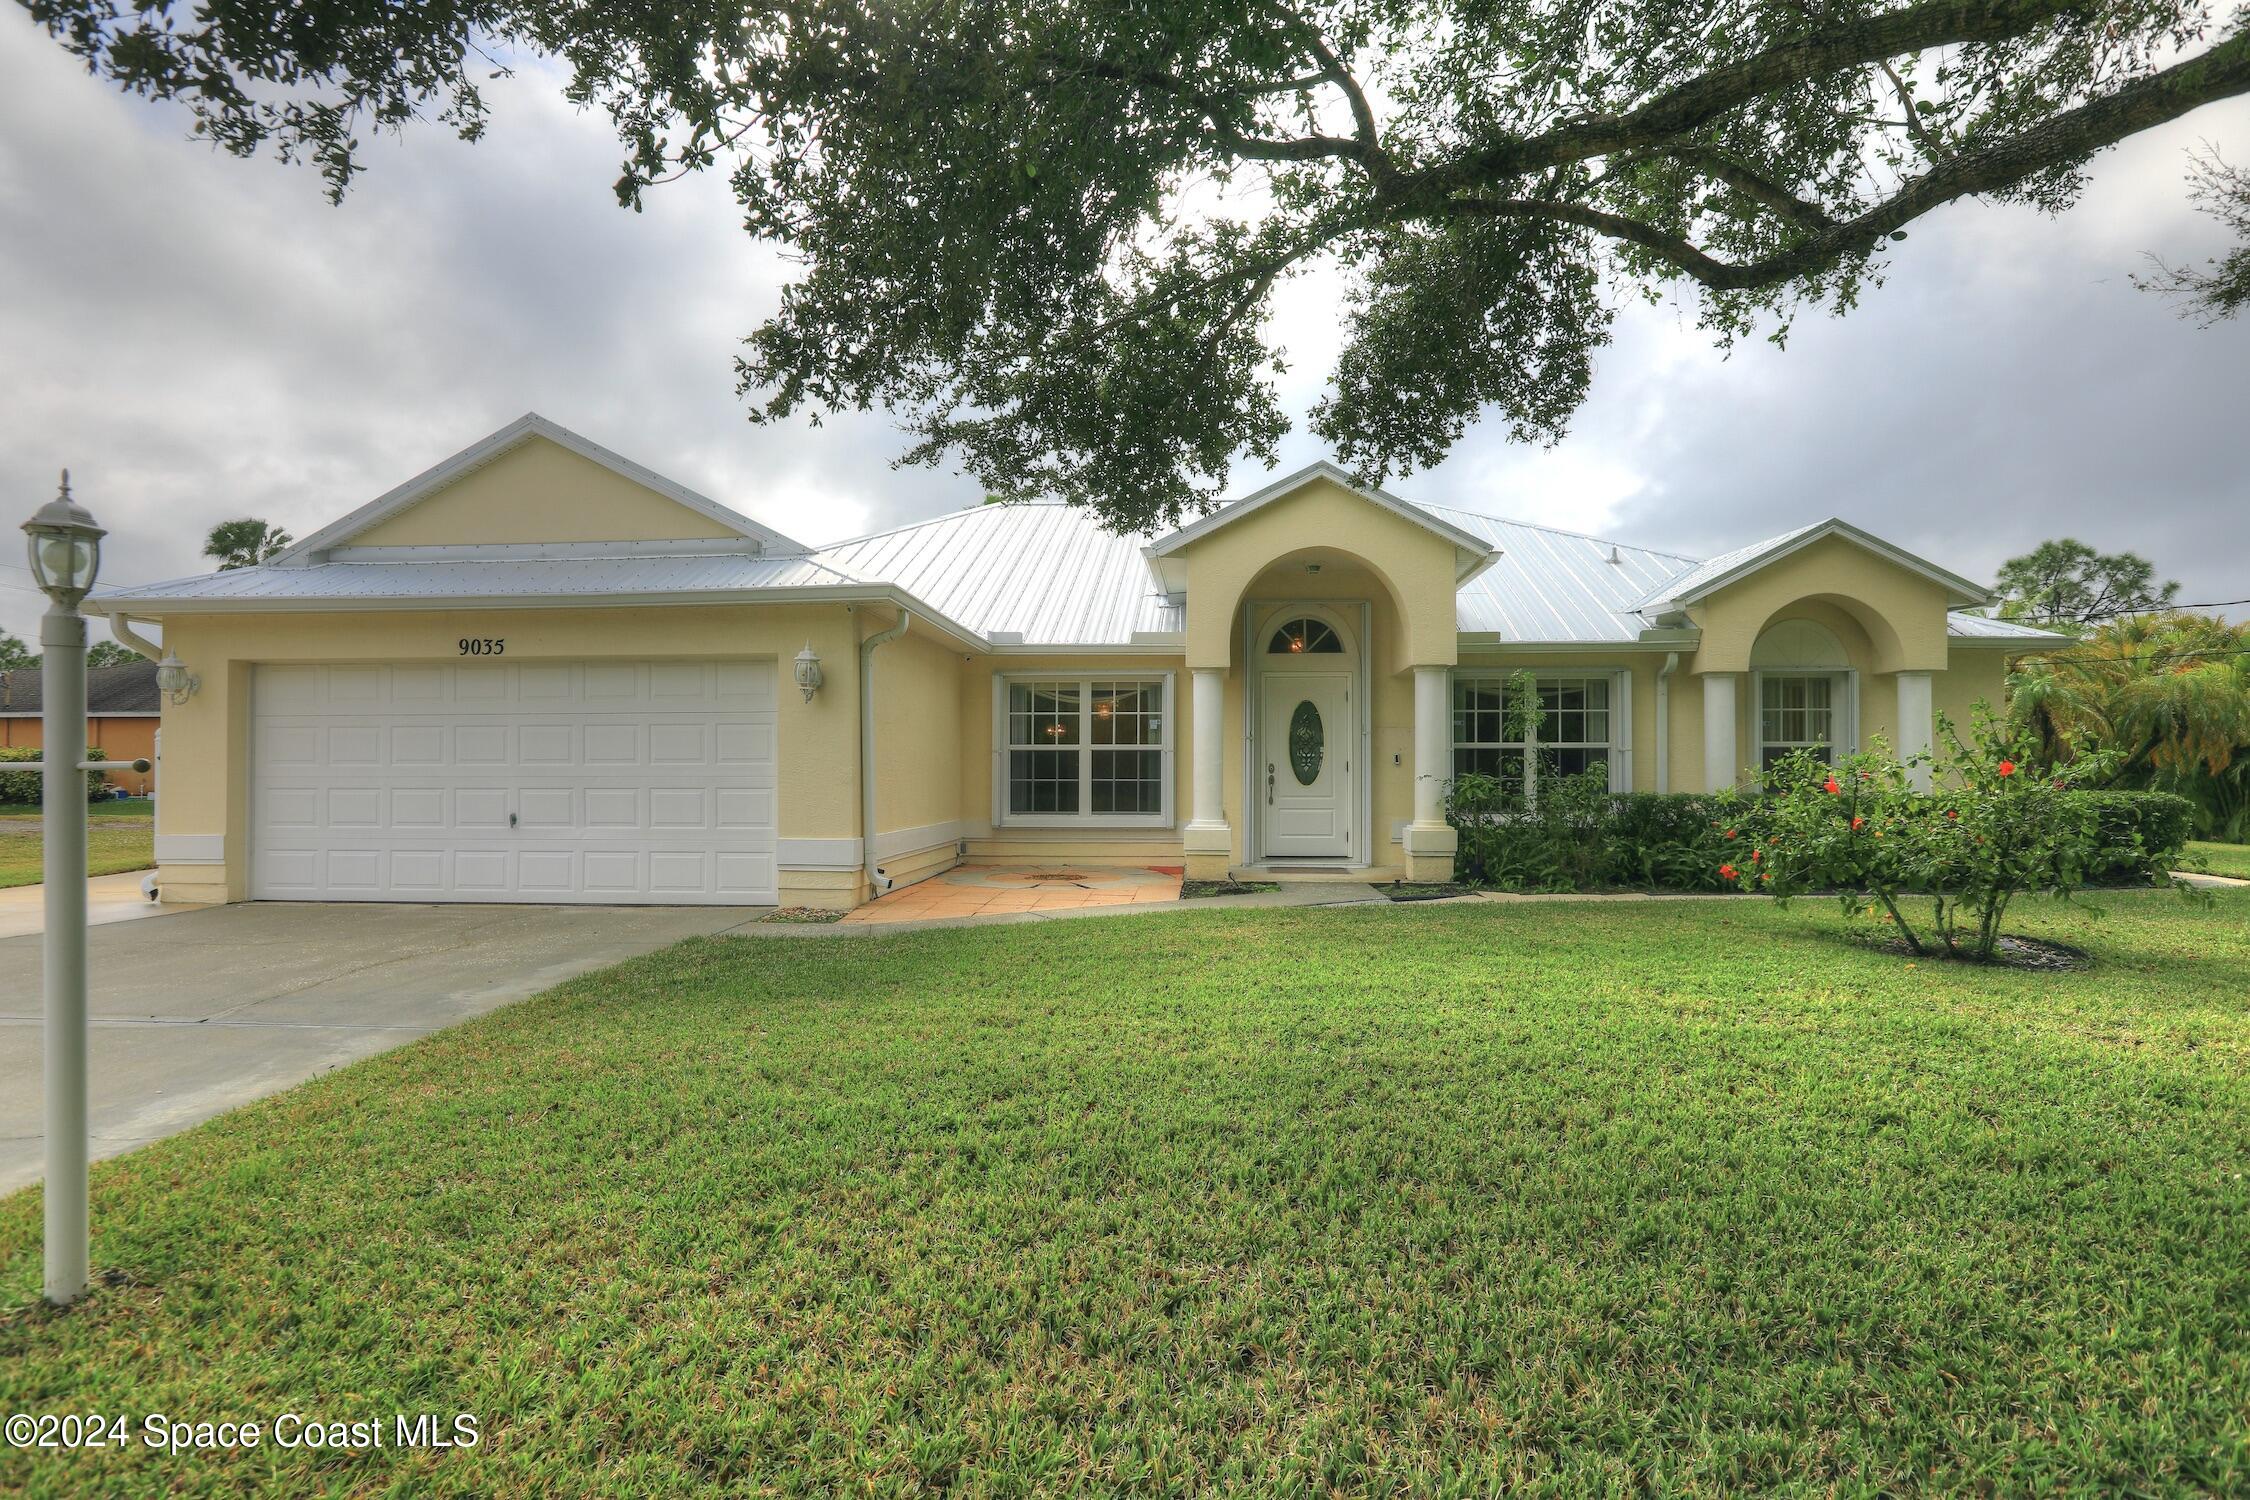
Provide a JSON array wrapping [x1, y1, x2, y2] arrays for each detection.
[[1719, 863, 1737, 881], [1823, 777, 1842, 795], [1851, 815, 1865, 831], [1724, 829, 1737, 840], [1997, 760, 2016, 777], [1750, 850, 1762, 863]]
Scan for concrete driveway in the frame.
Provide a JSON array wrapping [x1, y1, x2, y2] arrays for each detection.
[[0, 901, 765, 1194]]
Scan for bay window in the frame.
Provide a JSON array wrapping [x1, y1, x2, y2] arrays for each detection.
[[999, 675, 1172, 824]]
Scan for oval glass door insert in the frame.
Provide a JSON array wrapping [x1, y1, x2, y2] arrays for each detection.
[[1288, 700, 1324, 785]]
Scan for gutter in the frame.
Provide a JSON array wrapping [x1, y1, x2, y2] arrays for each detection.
[[859, 607, 912, 896], [84, 582, 989, 654], [1655, 650, 1679, 795], [105, 614, 165, 664]]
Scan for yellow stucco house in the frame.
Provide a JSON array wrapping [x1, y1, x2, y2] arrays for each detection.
[[92, 414, 2062, 911]]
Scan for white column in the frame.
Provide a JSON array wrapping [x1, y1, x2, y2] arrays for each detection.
[[1896, 670, 1934, 791], [1702, 671, 1739, 792], [1187, 667, 1227, 830], [1412, 665, 1450, 827]]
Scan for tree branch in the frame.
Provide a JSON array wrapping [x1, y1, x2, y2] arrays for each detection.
[[1422, 0, 2084, 193], [1661, 146, 1838, 229], [1444, 29, 2250, 292]]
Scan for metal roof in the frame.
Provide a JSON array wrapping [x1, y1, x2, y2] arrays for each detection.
[[813, 502, 1178, 646], [99, 552, 848, 605], [1428, 504, 1693, 642], [1629, 521, 1828, 611], [92, 471, 2052, 651], [1944, 611, 2071, 643]]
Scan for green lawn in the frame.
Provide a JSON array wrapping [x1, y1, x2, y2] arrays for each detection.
[[5, 893, 2248, 1495], [2187, 840, 2250, 880], [0, 803, 154, 889]]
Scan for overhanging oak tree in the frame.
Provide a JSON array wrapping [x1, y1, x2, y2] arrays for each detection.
[[26, 0, 2250, 531]]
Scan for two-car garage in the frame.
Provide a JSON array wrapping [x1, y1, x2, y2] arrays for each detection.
[[249, 659, 778, 905]]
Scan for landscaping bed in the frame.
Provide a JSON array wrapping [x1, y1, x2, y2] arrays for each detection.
[[5, 891, 2248, 1495], [1178, 877, 1278, 898]]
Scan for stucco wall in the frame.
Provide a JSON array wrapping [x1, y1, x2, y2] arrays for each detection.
[[957, 651, 1192, 865], [350, 437, 743, 547], [1689, 535, 1954, 675], [871, 622, 965, 884], [1173, 478, 1462, 673], [148, 603, 864, 907]]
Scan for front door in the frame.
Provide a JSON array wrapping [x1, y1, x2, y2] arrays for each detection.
[[1259, 671, 1352, 859]]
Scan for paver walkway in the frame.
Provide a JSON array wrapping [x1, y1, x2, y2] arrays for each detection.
[[841, 864, 1183, 924]]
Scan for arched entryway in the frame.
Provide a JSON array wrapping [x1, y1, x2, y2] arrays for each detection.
[[1251, 604, 1361, 860]]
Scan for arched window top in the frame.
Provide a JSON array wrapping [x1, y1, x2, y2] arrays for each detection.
[[1268, 617, 1343, 654], [1751, 618, 1849, 670]]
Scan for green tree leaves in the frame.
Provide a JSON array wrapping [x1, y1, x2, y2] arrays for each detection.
[[201, 518, 293, 571], [24, 0, 2250, 527], [1994, 538, 2180, 630]]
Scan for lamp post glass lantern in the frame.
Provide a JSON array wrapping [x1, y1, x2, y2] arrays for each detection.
[[22, 471, 104, 1306], [23, 472, 103, 603]]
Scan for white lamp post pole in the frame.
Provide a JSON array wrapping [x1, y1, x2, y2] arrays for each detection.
[[40, 568, 90, 1306], [23, 473, 143, 1306]]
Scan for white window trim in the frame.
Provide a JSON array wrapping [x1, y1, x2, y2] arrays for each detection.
[[1750, 668, 1859, 771], [991, 671, 1176, 828], [1449, 671, 1627, 805]]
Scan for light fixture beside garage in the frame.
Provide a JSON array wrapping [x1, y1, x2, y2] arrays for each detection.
[[792, 642, 824, 702], [154, 649, 199, 704]]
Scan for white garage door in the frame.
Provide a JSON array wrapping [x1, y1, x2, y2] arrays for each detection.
[[251, 659, 777, 905]]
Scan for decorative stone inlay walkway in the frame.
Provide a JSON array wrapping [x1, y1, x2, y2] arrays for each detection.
[[839, 864, 1186, 924]]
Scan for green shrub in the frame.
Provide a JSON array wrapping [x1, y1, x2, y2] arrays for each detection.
[[1734, 710, 2139, 961], [0, 745, 112, 806], [1444, 748, 2190, 903], [2079, 789, 2194, 881], [1448, 775, 1761, 893]]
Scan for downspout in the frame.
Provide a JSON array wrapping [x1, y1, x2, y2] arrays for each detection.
[[1655, 651, 1679, 795], [859, 608, 912, 896], [106, 614, 164, 664]]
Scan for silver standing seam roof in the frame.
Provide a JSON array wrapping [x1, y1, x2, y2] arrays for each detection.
[[94, 466, 2062, 650]]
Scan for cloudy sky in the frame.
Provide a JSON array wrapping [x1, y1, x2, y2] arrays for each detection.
[[2, 18, 2245, 648]]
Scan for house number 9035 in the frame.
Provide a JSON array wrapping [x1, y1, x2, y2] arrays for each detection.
[[458, 638, 505, 656]]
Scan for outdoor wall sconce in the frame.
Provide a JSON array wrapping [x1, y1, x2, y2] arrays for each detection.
[[154, 649, 200, 705], [793, 643, 824, 702]]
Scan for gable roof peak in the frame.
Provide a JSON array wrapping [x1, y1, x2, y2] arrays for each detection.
[[1145, 460, 1497, 574], [1633, 516, 1992, 612], [268, 412, 808, 566]]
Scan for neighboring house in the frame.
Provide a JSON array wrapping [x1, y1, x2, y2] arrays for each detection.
[[91, 414, 2065, 910], [0, 660, 160, 795]]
